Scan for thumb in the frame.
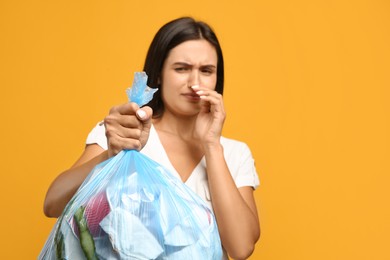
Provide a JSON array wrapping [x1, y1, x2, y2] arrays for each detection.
[[136, 106, 153, 121], [137, 106, 153, 149]]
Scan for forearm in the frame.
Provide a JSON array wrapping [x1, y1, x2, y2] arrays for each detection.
[[43, 151, 108, 218], [204, 144, 259, 260]]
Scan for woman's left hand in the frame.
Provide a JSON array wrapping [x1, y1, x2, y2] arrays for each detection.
[[192, 86, 226, 147]]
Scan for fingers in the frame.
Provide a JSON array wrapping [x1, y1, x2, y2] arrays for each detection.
[[114, 102, 139, 115], [104, 103, 153, 156], [107, 135, 143, 156], [191, 86, 225, 114], [106, 103, 152, 127]]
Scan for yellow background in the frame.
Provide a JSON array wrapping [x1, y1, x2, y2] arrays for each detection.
[[1, 0, 389, 259]]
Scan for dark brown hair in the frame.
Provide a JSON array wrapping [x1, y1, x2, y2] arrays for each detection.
[[143, 17, 224, 117]]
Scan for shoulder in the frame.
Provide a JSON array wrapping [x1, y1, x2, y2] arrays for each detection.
[[86, 121, 108, 150], [220, 136, 260, 189], [220, 136, 255, 168], [220, 136, 252, 156]]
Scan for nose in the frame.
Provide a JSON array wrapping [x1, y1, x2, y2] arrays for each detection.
[[188, 69, 200, 88]]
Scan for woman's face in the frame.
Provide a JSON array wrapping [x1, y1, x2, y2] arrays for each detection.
[[160, 39, 218, 117]]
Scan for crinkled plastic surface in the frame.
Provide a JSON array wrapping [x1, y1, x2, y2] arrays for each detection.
[[39, 72, 222, 260], [126, 71, 158, 106]]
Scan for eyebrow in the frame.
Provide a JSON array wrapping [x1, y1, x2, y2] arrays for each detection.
[[172, 62, 217, 68]]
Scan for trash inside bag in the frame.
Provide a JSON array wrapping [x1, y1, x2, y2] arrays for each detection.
[[39, 72, 223, 260]]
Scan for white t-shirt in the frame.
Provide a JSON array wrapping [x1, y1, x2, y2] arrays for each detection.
[[86, 122, 260, 259]]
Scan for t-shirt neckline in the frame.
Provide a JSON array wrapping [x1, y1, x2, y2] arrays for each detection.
[[149, 124, 204, 184]]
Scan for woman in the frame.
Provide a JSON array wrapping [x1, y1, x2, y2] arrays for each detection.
[[44, 17, 260, 260]]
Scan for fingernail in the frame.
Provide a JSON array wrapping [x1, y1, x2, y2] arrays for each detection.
[[136, 109, 147, 119], [191, 85, 200, 89], [196, 90, 204, 95]]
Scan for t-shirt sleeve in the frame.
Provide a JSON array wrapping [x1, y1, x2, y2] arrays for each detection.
[[86, 121, 108, 150], [234, 142, 260, 189]]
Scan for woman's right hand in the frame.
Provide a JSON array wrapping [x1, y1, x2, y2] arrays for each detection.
[[104, 102, 153, 157]]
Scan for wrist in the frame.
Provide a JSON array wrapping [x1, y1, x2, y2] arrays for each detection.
[[203, 141, 223, 156]]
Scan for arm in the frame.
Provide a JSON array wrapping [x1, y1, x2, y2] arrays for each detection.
[[204, 145, 260, 260], [193, 86, 260, 259], [43, 145, 107, 218], [43, 103, 153, 218]]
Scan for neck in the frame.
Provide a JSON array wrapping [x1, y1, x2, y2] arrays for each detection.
[[153, 112, 196, 140]]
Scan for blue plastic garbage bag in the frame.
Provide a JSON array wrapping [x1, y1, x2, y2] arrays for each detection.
[[39, 72, 223, 260]]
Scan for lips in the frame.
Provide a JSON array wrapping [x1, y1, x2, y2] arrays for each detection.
[[182, 92, 200, 101]]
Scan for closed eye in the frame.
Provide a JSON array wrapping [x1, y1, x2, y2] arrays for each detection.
[[200, 65, 216, 75], [174, 67, 190, 72]]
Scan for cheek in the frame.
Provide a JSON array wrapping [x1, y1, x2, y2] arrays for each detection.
[[160, 78, 181, 100], [163, 74, 188, 90], [205, 76, 217, 90]]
